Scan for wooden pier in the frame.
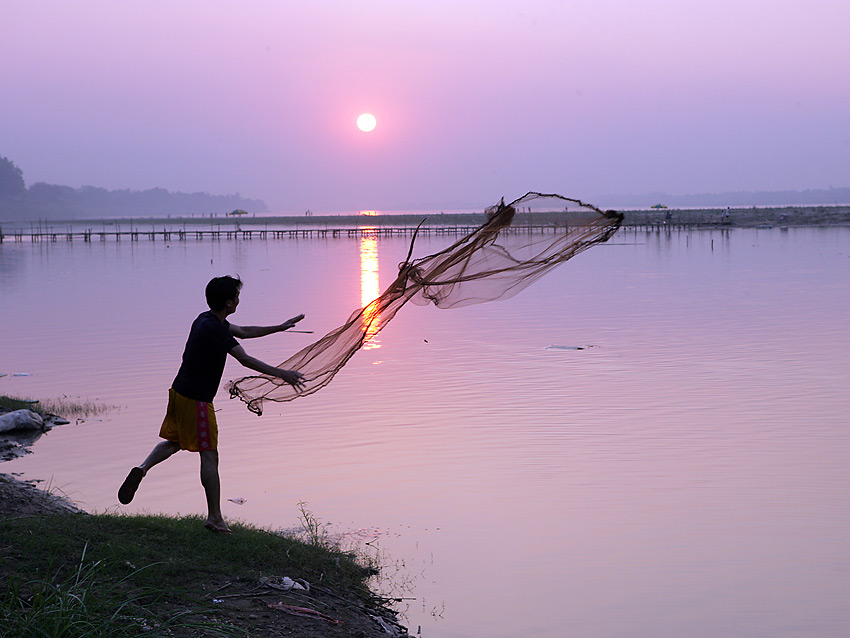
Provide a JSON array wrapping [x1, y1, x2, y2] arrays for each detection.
[[2, 205, 848, 243], [0, 224, 573, 243]]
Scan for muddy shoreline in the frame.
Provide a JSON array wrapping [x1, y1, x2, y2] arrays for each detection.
[[0, 407, 83, 515]]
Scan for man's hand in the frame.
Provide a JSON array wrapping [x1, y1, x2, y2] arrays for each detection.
[[229, 345, 306, 388], [277, 369, 305, 389], [231, 314, 306, 340], [281, 314, 306, 331]]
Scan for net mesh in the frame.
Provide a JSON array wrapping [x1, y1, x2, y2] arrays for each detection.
[[227, 192, 623, 414]]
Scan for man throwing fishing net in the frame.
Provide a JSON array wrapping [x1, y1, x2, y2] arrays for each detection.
[[118, 275, 305, 533]]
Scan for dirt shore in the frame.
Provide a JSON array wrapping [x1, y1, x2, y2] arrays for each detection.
[[0, 408, 82, 516], [0, 471, 84, 518]]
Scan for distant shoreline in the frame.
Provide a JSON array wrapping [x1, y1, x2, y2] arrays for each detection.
[[3, 204, 849, 235], [615, 204, 850, 228]]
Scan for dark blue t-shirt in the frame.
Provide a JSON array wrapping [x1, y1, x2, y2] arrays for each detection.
[[172, 311, 239, 403]]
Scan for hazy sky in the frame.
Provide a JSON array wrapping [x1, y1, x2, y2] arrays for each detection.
[[2, 1, 848, 212]]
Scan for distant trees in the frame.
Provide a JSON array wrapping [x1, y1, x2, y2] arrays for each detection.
[[0, 155, 268, 221], [0, 156, 26, 197]]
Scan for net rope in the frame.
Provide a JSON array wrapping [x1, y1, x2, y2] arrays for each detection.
[[227, 192, 623, 414]]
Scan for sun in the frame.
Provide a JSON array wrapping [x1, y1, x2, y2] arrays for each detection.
[[356, 113, 377, 133]]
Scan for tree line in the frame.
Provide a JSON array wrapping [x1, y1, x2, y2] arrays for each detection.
[[0, 155, 268, 221]]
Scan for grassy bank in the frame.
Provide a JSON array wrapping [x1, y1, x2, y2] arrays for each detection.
[[1, 396, 405, 636], [0, 509, 405, 637]]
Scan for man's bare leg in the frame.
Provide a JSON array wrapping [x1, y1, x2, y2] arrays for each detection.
[[140, 440, 181, 472], [119, 440, 180, 504], [200, 450, 230, 532]]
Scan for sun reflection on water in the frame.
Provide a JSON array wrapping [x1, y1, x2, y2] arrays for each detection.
[[360, 231, 381, 350]]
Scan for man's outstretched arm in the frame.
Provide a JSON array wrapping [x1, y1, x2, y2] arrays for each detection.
[[228, 344, 305, 388], [230, 314, 305, 339]]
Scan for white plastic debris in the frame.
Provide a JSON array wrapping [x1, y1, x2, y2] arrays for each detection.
[[259, 575, 310, 592], [371, 614, 401, 636]]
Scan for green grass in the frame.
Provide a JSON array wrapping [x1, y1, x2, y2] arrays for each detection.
[[0, 395, 38, 412], [2, 543, 232, 637], [0, 512, 387, 638]]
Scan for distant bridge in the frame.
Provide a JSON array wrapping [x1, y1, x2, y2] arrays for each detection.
[[0, 224, 585, 243]]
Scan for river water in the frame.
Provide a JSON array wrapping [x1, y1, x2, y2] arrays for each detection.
[[1, 225, 848, 637]]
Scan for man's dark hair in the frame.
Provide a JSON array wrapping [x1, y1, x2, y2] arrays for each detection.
[[205, 276, 243, 311]]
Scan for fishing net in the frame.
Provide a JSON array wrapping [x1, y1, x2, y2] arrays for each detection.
[[227, 192, 623, 414]]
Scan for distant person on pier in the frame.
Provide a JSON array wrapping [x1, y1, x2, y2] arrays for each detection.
[[118, 275, 305, 533]]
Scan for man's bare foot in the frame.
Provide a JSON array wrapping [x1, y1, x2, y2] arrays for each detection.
[[204, 519, 232, 534]]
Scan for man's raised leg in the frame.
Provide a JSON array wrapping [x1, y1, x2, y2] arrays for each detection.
[[119, 440, 180, 504]]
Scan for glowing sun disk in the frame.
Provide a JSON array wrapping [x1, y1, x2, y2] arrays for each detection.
[[356, 113, 377, 132]]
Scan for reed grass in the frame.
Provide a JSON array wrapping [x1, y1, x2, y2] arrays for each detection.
[[0, 394, 112, 417]]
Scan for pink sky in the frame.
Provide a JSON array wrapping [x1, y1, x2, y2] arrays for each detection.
[[2, 0, 848, 212]]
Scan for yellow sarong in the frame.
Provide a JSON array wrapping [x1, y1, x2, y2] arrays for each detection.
[[159, 388, 218, 452]]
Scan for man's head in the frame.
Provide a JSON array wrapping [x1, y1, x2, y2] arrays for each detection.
[[206, 276, 243, 312]]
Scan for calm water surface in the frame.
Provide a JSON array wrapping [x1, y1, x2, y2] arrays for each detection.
[[1, 226, 848, 637]]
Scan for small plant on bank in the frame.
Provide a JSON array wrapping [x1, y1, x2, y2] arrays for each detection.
[[297, 500, 331, 548]]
